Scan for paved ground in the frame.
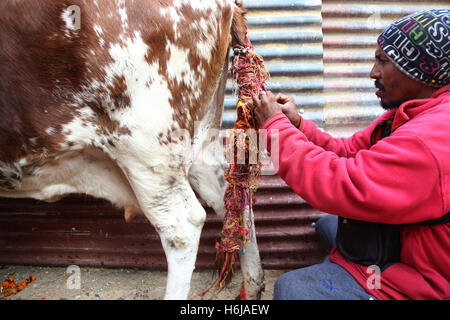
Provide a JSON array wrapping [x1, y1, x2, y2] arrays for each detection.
[[0, 265, 285, 300]]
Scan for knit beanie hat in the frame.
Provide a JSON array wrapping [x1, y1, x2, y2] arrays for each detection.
[[377, 9, 449, 88]]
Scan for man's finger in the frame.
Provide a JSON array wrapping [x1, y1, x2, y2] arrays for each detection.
[[259, 91, 270, 102], [276, 93, 290, 103], [253, 94, 261, 107]]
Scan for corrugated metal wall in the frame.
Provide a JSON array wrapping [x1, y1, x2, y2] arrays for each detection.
[[223, 0, 325, 128], [321, 0, 450, 137], [227, 0, 449, 138], [0, 175, 327, 270]]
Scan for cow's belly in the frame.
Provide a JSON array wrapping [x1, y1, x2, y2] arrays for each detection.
[[0, 148, 139, 209]]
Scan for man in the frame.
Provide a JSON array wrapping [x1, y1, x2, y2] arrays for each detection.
[[253, 9, 449, 300]]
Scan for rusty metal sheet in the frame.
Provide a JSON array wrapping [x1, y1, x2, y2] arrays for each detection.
[[0, 175, 327, 270], [222, 0, 324, 128], [321, 0, 448, 137]]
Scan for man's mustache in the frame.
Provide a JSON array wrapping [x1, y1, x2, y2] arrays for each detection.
[[375, 80, 386, 92]]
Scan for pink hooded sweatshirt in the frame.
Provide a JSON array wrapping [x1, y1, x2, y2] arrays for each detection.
[[261, 84, 450, 300]]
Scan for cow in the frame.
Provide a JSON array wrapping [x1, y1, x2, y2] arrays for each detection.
[[0, 0, 264, 299]]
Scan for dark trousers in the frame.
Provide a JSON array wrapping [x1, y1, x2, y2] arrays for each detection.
[[273, 214, 376, 300], [314, 214, 338, 252]]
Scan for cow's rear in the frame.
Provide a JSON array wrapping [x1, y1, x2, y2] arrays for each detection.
[[0, 0, 263, 299]]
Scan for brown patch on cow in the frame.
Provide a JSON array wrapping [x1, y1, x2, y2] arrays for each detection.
[[119, 126, 131, 136], [182, 2, 234, 122], [0, 0, 110, 170], [163, 4, 215, 129], [136, 1, 237, 139], [157, 132, 168, 146], [168, 175, 177, 188], [95, 114, 131, 140], [108, 75, 131, 111], [107, 139, 115, 147]]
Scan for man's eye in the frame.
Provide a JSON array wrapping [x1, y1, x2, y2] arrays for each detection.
[[376, 57, 385, 64]]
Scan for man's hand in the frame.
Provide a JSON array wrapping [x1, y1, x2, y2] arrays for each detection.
[[253, 91, 282, 127], [276, 93, 301, 128], [253, 91, 300, 128]]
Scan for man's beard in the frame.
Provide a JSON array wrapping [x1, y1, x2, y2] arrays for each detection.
[[380, 100, 401, 110], [375, 80, 401, 110]]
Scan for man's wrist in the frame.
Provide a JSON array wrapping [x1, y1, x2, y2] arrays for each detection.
[[261, 112, 285, 129], [296, 115, 301, 128], [296, 109, 305, 129]]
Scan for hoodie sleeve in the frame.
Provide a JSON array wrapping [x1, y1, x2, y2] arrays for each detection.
[[298, 110, 396, 158], [261, 113, 443, 224]]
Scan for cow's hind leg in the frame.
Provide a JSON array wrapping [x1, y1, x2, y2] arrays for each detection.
[[116, 152, 205, 299], [155, 181, 206, 300]]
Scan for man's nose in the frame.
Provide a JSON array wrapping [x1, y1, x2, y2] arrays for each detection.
[[370, 64, 380, 79]]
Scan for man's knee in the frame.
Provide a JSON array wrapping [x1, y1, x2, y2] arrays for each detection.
[[274, 269, 313, 300], [315, 214, 338, 251], [273, 272, 292, 300]]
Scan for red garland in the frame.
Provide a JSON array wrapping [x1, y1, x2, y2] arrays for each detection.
[[201, 35, 268, 298]]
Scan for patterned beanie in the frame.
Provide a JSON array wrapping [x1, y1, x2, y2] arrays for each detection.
[[377, 9, 450, 88]]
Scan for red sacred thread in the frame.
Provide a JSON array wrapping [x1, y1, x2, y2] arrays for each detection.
[[201, 34, 268, 298]]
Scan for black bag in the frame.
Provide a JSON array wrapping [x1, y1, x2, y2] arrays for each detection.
[[336, 213, 450, 270], [336, 116, 450, 270], [336, 218, 401, 269]]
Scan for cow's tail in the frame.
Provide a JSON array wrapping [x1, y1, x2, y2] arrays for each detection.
[[231, 0, 247, 47], [201, 0, 268, 299]]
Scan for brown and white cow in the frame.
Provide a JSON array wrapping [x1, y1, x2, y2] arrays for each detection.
[[0, 0, 264, 299]]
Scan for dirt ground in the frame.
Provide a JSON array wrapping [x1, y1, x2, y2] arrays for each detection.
[[0, 265, 286, 300]]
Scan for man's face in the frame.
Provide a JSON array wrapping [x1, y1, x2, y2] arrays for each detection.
[[370, 46, 429, 110]]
